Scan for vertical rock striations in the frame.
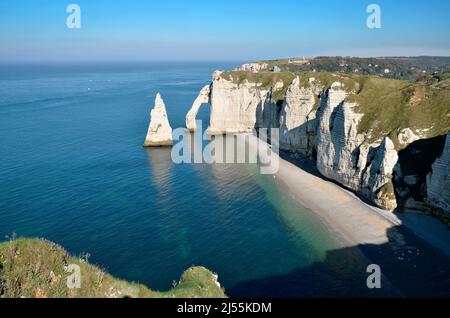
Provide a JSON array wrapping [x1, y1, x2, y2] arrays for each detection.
[[144, 93, 173, 147], [208, 71, 280, 134], [186, 69, 448, 215], [362, 138, 399, 210], [315, 82, 398, 210], [426, 133, 450, 216], [279, 77, 319, 155], [316, 81, 362, 189]]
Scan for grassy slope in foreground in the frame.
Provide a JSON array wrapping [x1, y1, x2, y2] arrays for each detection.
[[0, 238, 226, 298]]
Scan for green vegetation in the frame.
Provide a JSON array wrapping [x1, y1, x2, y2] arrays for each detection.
[[259, 56, 450, 81], [378, 181, 396, 201], [221, 70, 295, 88], [220, 70, 362, 102], [297, 71, 361, 91], [0, 238, 226, 298], [221, 70, 295, 101], [347, 76, 450, 147], [220, 66, 449, 149]]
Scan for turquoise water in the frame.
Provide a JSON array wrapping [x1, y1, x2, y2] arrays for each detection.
[[0, 62, 449, 297]]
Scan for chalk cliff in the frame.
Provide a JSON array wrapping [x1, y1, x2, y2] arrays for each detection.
[[207, 71, 282, 134], [144, 93, 173, 147], [279, 76, 319, 155], [188, 64, 449, 219], [315, 82, 398, 210], [427, 133, 450, 215], [234, 62, 269, 72], [186, 85, 211, 132]]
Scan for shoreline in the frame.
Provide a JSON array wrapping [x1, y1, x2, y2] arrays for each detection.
[[242, 134, 450, 257]]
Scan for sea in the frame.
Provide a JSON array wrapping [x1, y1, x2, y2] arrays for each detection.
[[0, 62, 449, 297]]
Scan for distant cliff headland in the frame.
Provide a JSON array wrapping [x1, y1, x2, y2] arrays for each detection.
[[185, 56, 450, 225]]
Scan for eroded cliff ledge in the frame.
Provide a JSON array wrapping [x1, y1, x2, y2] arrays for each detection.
[[186, 61, 450, 222]]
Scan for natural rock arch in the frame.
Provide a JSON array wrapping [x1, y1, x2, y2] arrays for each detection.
[[186, 85, 211, 132]]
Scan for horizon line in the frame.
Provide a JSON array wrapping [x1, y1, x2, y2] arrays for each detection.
[[1, 55, 450, 65]]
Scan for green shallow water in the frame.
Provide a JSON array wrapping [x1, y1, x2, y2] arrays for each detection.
[[1, 62, 449, 297]]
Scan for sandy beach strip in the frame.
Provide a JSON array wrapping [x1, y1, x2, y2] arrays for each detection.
[[241, 133, 450, 254]]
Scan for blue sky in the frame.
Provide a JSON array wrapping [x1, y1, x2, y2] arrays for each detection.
[[0, 0, 449, 62]]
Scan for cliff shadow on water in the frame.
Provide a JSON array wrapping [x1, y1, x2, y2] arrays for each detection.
[[228, 223, 450, 298]]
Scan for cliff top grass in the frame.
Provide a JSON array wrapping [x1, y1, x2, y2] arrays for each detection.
[[302, 72, 450, 147], [219, 69, 449, 149], [0, 238, 226, 298], [221, 69, 361, 91], [297, 71, 362, 91], [220, 71, 295, 101], [347, 76, 450, 147]]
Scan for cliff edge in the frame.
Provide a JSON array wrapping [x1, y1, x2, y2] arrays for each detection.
[[0, 238, 226, 298], [186, 59, 450, 223]]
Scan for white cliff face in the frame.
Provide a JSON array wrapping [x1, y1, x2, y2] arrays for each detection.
[[426, 133, 450, 214], [279, 77, 319, 155], [208, 71, 279, 134], [196, 72, 436, 211], [186, 85, 211, 132], [144, 93, 173, 147], [315, 82, 398, 210], [361, 138, 399, 210], [235, 62, 269, 72], [398, 128, 420, 148], [198, 68, 450, 214], [316, 82, 362, 188]]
